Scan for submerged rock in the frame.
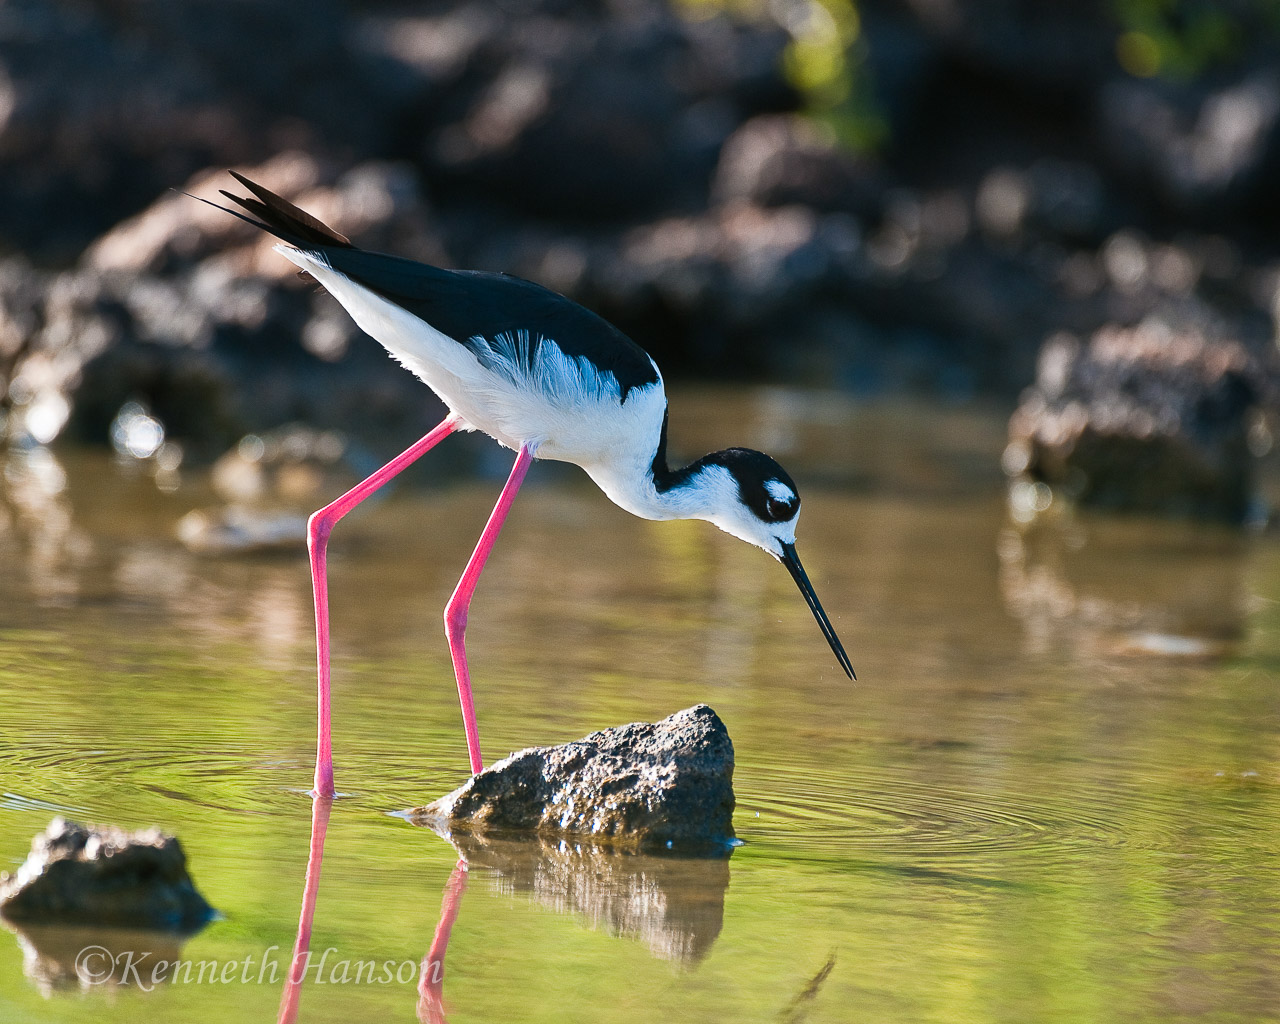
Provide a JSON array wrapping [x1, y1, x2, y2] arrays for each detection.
[[410, 705, 735, 853], [175, 506, 308, 555], [0, 819, 215, 932]]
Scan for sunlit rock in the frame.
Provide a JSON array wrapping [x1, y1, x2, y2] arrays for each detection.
[[1, 157, 452, 460], [0, 818, 215, 932], [1100, 67, 1280, 215], [1007, 319, 1269, 523], [411, 705, 736, 853]]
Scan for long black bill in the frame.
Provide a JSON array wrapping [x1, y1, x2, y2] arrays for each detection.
[[779, 542, 856, 680]]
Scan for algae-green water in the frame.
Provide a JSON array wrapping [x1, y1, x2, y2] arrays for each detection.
[[2, 391, 1279, 1023]]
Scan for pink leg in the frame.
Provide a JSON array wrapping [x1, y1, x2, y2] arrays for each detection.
[[444, 444, 535, 774], [309, 416, 459, 797]]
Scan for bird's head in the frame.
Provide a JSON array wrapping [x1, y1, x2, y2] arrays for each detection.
[[695, 449, 855, 679]]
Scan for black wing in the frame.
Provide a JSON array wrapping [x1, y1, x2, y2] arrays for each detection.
[[219, 174, 660, 402], [320, 249, 660, 402]]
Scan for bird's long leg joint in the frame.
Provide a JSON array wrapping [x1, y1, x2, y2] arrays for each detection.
[[445, 443, 537, 776], [307, 512, 334, 552], [442, 598, 468, 639], [307, 414, 461, 797]]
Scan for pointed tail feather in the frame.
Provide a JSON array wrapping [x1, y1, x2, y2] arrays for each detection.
[[219, 171, 353, 250]]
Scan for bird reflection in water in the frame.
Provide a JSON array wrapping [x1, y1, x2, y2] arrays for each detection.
[[417, 860, 468, 1024], [277, 803, 732, 1022], [277, 794, 334, 1024]]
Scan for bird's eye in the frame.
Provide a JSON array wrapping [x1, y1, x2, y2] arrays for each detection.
[[766, 497, 793, 521]]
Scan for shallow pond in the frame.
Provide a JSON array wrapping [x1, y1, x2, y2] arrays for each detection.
[[1, 390, 1279, 1023]]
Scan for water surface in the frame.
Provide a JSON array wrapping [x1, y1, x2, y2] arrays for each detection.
[[1, 391, 1278, 1023]]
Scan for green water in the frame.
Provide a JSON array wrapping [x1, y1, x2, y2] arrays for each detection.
[[1, 391, 1279, 1023]]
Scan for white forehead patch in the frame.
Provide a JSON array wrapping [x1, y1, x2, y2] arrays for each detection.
[[765, 479, 796, 502]]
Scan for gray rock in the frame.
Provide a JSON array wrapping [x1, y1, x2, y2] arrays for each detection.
[[1100, 67, 1280, 216], [1, 156, 457, 458], [1006, 317, 1270, 522], [0, 818, 215, 932], [713, 114, 883, 216], [410, 705, 735, 853], [0, 0, 390, 261], [417, 4, 789, 220]]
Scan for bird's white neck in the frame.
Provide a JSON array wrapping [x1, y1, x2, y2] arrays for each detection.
[[577, 407, 789, 556], [582, 458, 724, 523], [584, 456, 788, 556]]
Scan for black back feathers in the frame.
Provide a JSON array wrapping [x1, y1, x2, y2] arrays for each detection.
[[214, 173, 661, 402], [314, 250, 661, 402]]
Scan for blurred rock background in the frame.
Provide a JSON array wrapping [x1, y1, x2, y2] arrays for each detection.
[[0, 0, 1278, 519]]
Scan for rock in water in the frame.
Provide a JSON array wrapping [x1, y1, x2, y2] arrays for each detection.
[[0, 819, 215, 931], [410, 705, 735, 852], [1007, 320, 1267, 523]]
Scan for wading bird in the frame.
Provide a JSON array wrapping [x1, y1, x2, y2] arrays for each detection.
[[210, 173, 854, 797]]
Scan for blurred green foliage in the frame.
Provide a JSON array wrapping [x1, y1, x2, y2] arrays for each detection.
[[1113, 0, 1280, 78], [676, 0, 887, 151], [675, 0, 1280, 156]]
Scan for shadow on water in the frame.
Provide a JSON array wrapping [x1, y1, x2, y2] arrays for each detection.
[[277, 798, 733, 1023]]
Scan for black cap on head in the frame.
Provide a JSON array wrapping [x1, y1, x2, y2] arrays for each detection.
[[710, 448, 801, 523]]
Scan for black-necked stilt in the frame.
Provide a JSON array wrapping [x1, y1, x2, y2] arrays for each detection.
[[209, 172, 854, 797]]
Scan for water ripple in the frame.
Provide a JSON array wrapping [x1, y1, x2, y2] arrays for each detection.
[[735, 759, 1168, 866], [0, 741, 308, 820]]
